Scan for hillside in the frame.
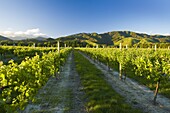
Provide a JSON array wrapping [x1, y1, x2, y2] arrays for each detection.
[[0, 35, 11, 40], [0, 31, 170, 47], [56, 31, 170, 47]]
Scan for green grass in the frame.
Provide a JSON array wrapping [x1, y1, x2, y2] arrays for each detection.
[[74, 51, 142, 113], [63, 88, 74, 113], [114, 38, 140, 47]]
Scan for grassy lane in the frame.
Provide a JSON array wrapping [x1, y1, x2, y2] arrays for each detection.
[[22, 52, 85, 113], [74, 51, 142, 113]]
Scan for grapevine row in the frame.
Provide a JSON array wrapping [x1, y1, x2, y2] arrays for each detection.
[[0, 48, 71, 112], [0, 46, 58, 58], [0, 46, 59, 64]]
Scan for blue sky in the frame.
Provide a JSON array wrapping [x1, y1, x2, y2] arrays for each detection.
[[0, 0, 170, 39]]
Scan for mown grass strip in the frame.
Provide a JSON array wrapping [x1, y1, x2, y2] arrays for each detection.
[[74, 51, 142, 113]]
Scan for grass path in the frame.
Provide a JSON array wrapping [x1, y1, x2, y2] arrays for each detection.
[[74, 51, 141, 113], [22, 52, 85, 113]]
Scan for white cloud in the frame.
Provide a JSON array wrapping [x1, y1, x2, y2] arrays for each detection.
[[25, 28, 40, 35], [15, 31, 24, 35], [33, 33, 47, 37], [0, 28, 49, 40]]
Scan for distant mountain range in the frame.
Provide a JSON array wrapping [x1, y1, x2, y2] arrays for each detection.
[[0, 36, 53, 41], [0, 35, 12, 40], [0, 31, 170, 47], [57, 31, 170, 47]]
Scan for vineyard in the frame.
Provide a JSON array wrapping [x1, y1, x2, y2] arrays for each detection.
[[0, 46, 170, 113], [0, 46, 71, 112], [78, 48, 170, 101]]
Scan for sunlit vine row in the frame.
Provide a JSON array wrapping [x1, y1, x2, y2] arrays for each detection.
[[78, 48, 170, 81], [0, 48, 71, 112]]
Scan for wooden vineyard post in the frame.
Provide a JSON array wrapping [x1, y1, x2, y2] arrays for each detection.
[[58, 41, 60, 53], [154, 44, 157, 51], [119, 43, 122, 80], [55, 41, 60, 80], [96, 45, 98, 48], [153, 45, 160, 104], [32, 43, 35, 47], [119, 43, 122, 50], [153, 78, 160, 105], [126, 45, 128, 49], [65, 43, 67, 48], [124, 45, 128, 80]]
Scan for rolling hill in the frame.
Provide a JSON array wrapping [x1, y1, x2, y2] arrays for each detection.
[[0, 35, 11, 40], [56, 31, 170, 47], [0, 31, 170, 47]]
